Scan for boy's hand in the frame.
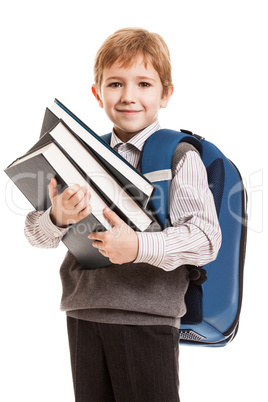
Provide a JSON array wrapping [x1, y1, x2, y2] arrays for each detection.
[[48, 178, 92, 227], [89, 207, 139, 265]]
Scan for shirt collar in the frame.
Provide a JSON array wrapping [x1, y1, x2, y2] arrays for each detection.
[[110, 120, 161, 151]]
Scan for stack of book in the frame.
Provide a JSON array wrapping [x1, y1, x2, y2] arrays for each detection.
[[5, 99, 159, 269]]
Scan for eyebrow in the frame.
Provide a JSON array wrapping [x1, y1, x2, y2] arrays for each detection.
[[104, 76, 156, 82], [104, 76, 123, 81], [137, 76, 157, 82]]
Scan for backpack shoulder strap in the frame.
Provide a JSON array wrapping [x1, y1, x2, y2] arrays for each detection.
[[171, 142, 199, 177], [140, 129, 202, 228], [141, 129, 202, 178]]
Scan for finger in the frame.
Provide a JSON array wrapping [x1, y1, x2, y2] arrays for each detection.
[[91, 241, 109, 258], [88, 231, 105, 242], [98, 249, 109, 257], [48, 177, 58, 200], [62, 184, 81, 203], [91, 240, 103, 250], [72, 186, 91, 208], [75, 190, 91, 213], [78, 203, 92, 220], [103, 207, 123, 227], [64, 185, 89, 207]]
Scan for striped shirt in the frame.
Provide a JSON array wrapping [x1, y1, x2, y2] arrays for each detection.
[[24, 121, 222, 271]]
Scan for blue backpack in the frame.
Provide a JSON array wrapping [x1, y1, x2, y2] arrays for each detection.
[[102, 129, 247, 347]]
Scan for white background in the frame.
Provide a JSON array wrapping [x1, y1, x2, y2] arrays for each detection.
[[1, 0, 267, 401]]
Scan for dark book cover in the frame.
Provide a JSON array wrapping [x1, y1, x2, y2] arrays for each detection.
[[5, 143, 113, 269], [5, 149, 67, 211], [5, 137, 160, 269]]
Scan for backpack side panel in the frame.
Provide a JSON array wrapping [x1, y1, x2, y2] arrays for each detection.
[[181, 140, 247, 346], [180, 139, 247, 345], [141, 131, 247, 346]]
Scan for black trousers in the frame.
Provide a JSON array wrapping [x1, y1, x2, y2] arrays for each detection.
[[67, 317, 180, 402]]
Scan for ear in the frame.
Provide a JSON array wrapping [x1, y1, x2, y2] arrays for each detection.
[[91, 84, 104, 108], [160, 86, 174, 109]]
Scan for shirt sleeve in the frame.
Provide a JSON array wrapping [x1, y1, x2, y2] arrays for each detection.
[[135, 151, 222, 271], [24, 207, 68, 249]]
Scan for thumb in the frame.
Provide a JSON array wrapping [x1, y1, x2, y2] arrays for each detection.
[[103, 207, 123, 227], [48, 177, 58, 200]]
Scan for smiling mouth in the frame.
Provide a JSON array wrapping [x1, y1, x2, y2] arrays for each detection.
[[116, 109, 141, 115]]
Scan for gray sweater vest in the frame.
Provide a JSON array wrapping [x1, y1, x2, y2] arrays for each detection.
[[60, 252, 189, 328]]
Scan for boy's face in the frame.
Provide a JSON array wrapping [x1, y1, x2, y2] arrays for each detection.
[[92, 57, 173, 142]]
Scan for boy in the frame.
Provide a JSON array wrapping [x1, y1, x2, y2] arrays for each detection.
[[25, 28, 221, 402]]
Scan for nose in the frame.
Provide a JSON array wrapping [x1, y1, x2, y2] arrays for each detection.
[[120, 84, 136, 104]]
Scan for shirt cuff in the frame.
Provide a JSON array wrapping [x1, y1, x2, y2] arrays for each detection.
[[39, 207, 69, 239], [135, 231, 166, 267]]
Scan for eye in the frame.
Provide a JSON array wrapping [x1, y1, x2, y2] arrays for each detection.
[[108, 82, 122, 88], [139, 82, 151, 87]]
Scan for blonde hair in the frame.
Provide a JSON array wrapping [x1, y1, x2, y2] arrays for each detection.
[[94, 28, 173, 95]]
